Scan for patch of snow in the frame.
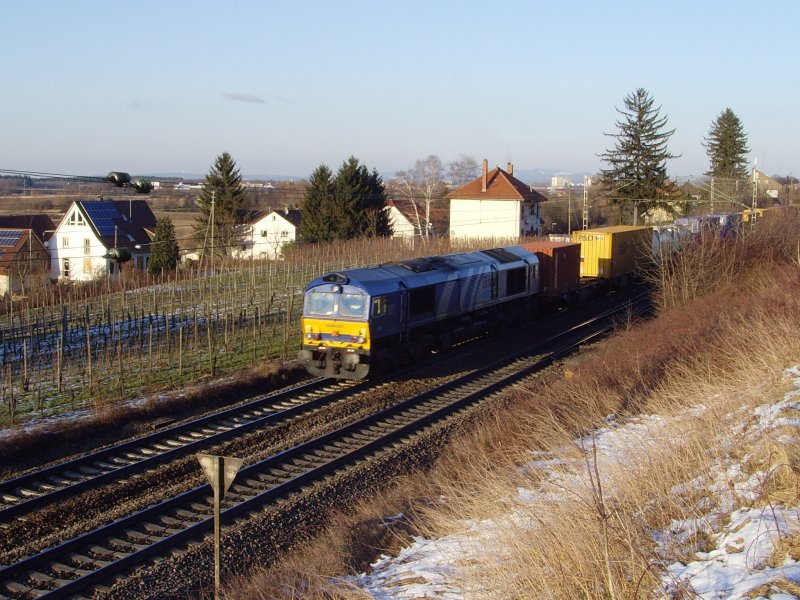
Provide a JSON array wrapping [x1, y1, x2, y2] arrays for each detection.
[[347, 366, 800, 599]]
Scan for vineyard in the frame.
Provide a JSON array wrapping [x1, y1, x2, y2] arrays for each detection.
[[0, 236, 497, 427]]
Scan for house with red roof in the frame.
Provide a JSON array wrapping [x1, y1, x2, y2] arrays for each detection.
[[446, 160, 546, 240]]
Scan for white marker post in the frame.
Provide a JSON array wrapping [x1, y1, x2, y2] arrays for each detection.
[[197, 453, 243, 599]]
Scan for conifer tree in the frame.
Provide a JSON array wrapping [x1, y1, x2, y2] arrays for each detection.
[[600, 88, 680, 222], [299, 165, 335, 243], [193, 152, 247, 260], [300, 157, 390, 242], [148, 217, 180, 275], [703, 108, 750, 180]]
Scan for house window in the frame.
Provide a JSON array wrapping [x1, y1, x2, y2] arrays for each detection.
[[61, 236, 69, 248], [281, 230, 288, 237], [261, 230, 268, 237], [62, 259, 70, 278], [84, 238, 91, 255]]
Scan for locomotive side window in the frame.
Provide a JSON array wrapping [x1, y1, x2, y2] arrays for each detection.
[[307, 292, 335, 315], [372, 296, 388, 317], [506, 267, 527, 295], [339, 293, 367, 318], [409, 285, 435, 317]]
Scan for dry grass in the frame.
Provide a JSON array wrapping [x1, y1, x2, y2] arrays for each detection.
[[224, 215, 800, 599]]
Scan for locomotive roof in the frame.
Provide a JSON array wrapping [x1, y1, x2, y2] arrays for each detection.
[[306, 246, 538, 295]]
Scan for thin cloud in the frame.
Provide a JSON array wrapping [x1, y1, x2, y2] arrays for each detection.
[[223, 93, 266, 104]]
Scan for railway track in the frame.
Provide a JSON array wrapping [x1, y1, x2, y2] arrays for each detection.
[[0, 292, 651, 599], [0, 378, 361, 523]]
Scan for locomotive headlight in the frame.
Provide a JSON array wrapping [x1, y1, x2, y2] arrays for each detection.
[[356, 336, 366, 344]]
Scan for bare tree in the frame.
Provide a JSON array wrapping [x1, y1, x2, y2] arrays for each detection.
[[447, 154, 480, 187], [394, 155, 447, 238]]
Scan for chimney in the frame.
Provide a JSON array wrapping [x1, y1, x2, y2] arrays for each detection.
[[507, 162, 513, 176], [481, 159, 488, 192]]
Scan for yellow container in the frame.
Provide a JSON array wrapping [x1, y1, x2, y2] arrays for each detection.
[[573, 225, 651, 278]]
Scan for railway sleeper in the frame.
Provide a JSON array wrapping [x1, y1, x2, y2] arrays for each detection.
[[45, 475, 73, 486], [107, 536, 137, 551], [124, 530, 154, 542], [5, 580, 45, 595], [87, 544, 115, 555], [28, 570, 58, 583], [49, 561, 90, 576], [69, 552, 112, 568]]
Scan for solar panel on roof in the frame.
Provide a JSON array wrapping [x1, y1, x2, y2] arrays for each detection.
[[0, 230, 24, 248], [82, 201, 121, 237]]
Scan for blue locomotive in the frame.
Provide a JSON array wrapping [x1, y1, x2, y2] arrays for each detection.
[[298, 246, 540, 379]]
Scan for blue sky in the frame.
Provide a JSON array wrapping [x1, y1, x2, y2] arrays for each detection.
[[2, 0, 797, 181]]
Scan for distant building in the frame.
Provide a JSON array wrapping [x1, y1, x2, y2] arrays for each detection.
[[386, 199, 449, 240], [0, 214, 56, 244], [234, 208, 301, 260], [550, 174, 572, 188], [753, 169, 782, 202], [48, 199, 157, 281], [0, 229, 50, 295], [446, 160, 546, 240]]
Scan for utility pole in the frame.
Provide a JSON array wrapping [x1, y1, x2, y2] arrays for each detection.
[[582, 176, 589, 230], [210, 191, 215, 273], [710, 178, 715, 214], [566, 182, 572, 235]]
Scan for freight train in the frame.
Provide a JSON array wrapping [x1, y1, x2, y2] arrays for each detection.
[[297, 225, 651, 379]]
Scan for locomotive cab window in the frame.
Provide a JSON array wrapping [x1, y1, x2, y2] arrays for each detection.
[[372, 296, 388, 317], [307, 292, 335, 315], [339, 294, 366, 318]]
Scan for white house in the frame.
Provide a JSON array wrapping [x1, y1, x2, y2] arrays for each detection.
[[446, 160, 546, 240], [48, 199, 157, 281], [387, 200, 417, 239], [387, 199, 450, 241], [234, 208, 301, 260]]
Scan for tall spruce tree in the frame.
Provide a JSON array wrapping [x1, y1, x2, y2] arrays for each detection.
[[299, 165, 335, 243], [193, 152, 247, 261], [300, 157, 390, 242], [148, 217, 180, 275], [703, 108, 750, 180], [600, 88, 680, 223]]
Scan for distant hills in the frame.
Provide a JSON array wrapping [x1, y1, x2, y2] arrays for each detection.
[[144, 168, 597, 187]]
